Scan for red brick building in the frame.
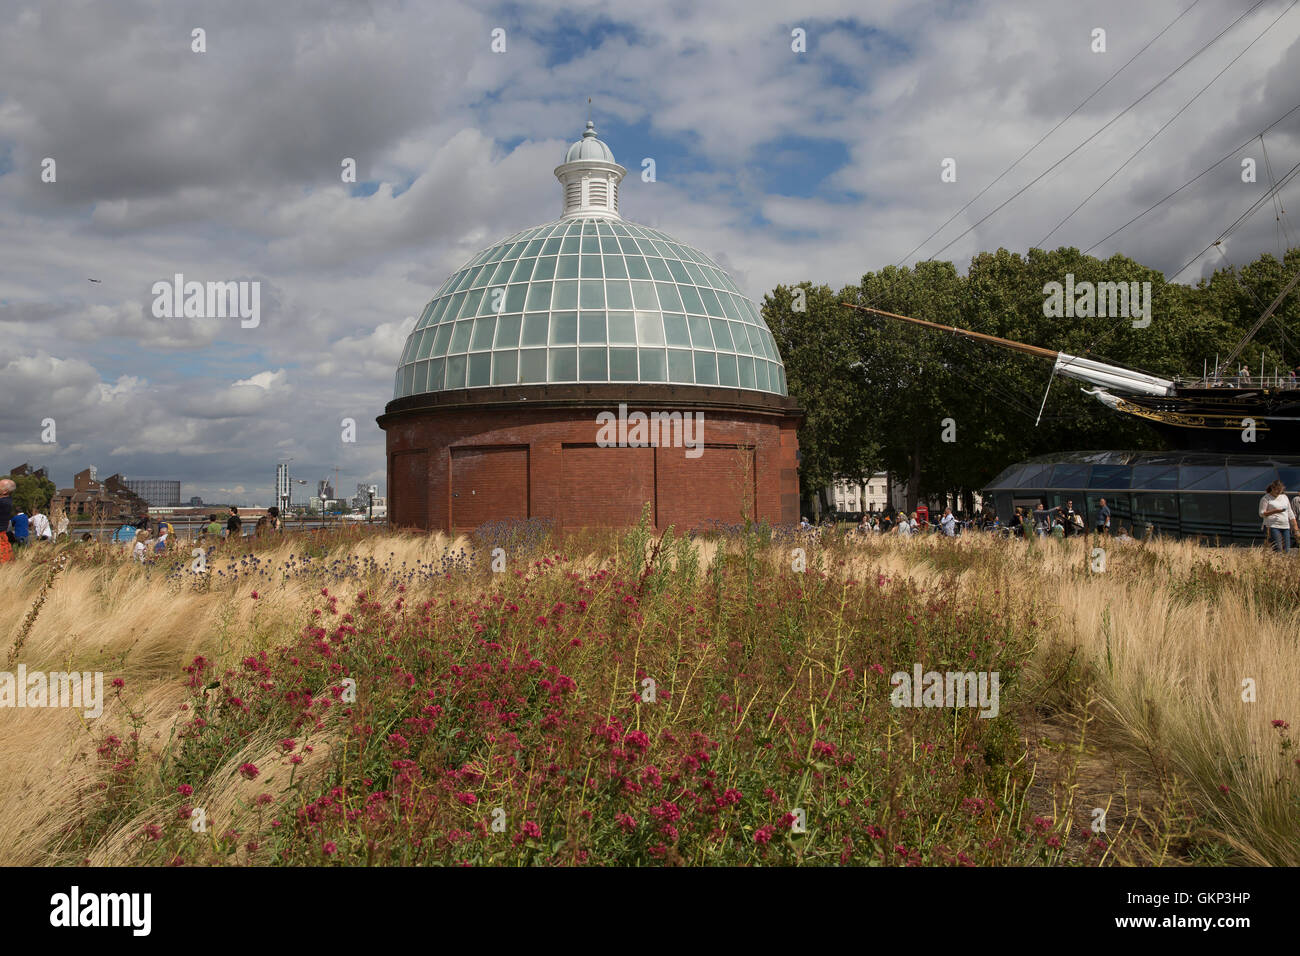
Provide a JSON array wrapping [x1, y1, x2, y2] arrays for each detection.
[[379, 124, 801, 532]]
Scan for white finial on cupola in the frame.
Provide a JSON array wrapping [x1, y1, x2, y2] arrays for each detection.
[[554, 119, 626, 219]]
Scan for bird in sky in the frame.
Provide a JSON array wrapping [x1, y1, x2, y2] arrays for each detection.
[[87, 278, 102, 283]]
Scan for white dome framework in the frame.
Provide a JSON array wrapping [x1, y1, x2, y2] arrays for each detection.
[[394, 124, 788, 399]]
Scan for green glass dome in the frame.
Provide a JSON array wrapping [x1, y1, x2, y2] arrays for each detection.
[[394, 217, 788, 398]]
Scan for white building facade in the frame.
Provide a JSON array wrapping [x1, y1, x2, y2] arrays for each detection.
[[825, 473, 984, 516]]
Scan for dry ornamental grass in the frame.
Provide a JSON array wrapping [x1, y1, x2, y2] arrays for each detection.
[[0, 521, 1294, 866]]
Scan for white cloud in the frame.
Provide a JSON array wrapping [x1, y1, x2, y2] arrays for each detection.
[[0, 0, 1296, 502]]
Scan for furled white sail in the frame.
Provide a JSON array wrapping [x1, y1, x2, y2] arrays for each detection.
[[1053, 353, 1175, 397]]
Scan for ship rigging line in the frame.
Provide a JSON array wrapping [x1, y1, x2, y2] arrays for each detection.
[[850, 0, 1240, 320], [1262, 136, 1296, 252], [915, 0, 1274, 266], [1037, 0, 1300, 247], [887, 0, 1205, 273], [1080, 102, 1300, 255], [1068, 156, 1300, 363], [1213, 244, 1288, 361], [1171, 158, 1300, 279]]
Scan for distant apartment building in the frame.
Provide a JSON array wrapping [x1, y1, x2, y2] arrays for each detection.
[[124, 479, 182, 507], [54, 467, 148, 518], [7, 463, 50, 480]]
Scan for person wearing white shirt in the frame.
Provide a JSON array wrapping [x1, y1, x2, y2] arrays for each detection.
[[896, 515, 912, 537], [1259, 480, 1298, 553], [133, 529, 150, 562], [29, 508, 52, 542], [940, 507, 956, 536]]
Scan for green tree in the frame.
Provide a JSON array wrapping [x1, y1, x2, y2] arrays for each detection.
[[771, 244, 1300, 515], [765, 282, 880, 517], [3, 474, 55, 515]]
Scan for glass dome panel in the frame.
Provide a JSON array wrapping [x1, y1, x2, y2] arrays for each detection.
[[395, 217, 788, 398]]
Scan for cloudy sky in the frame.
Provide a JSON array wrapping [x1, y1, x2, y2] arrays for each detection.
[[1, 0, 1297, 505]]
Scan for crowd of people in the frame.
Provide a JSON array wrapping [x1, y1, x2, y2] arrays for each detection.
[[109, 506, 286, 562], [0, 489, 287, 565], [802, 497, 1132, 541], [800, 480, 1300, 552]]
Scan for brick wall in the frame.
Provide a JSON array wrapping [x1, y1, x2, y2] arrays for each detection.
[[382, 398, 800, 532]]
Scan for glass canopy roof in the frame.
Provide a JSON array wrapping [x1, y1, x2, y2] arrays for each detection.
[[394, 216, 788, 399], [984, 451, 1300, 493]]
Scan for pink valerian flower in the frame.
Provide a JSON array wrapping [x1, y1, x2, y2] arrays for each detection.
[[1272, 719, 1290, 730], [520, 821, 542, 839], [238, 763, 260, 780], [456, 792, 477, 806], [616, 814, 637, 833], [323, 841, 337, 855], [753, 826, 775, 846], [111, 678, 125, 689], [176, 784, 194, 797], [624, 730, 649, 752], [279, 738, 296, 753]]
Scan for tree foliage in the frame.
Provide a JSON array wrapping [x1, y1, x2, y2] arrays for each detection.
[[3, 474, 55, 515], [765, 245, 1300, 511]]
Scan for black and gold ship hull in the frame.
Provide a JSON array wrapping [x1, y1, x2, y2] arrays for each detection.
[[1105, 388, 1300, 451]]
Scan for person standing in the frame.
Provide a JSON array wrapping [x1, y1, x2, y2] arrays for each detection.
[[0, 479, 14, 564], [1061, 500, 1076, 538], [1033, 501, 1048, 537], [226, 506, 242, 541], [55, 513, 69, 539], [940, 507, 956, 537], [1259, 480, 1298, 553], [1095, 498, 1111, 535], [204, 513, 223, 537]]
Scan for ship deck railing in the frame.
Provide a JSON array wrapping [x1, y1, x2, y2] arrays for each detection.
[[1175, 374, 1300, 390]]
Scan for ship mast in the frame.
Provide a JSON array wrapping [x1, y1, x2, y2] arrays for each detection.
[[840, 302, 1176, 397]]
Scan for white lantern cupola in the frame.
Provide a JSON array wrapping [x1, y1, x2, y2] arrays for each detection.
[[554, 121, 626, 220]]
